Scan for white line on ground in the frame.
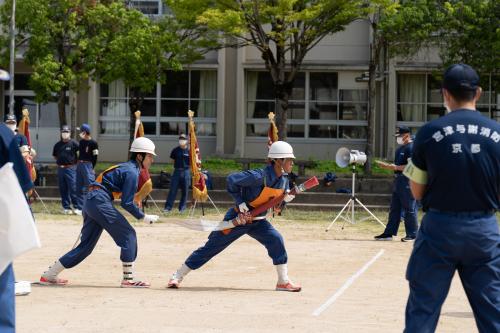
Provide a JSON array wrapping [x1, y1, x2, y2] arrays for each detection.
[[312, 249, 385, 317]]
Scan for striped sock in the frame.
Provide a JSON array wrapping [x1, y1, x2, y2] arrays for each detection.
[[123, 262, 134, 281]]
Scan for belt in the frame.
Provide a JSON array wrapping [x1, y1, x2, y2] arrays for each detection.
[[78, 160, 92, 163], [88, 185, 103, 192], [428, 208, 495, 216], [58, 164, 75, 168]]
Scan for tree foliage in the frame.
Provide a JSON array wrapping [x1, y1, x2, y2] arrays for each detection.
[[167, 0, 371, 139], [438, 0, 499, 76], [0, 0, 185, 133]]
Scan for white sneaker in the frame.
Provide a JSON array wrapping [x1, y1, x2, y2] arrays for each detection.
[[62, 209, 73, 215], [73, 209, 82, 216], [15, 281, 31, 296]]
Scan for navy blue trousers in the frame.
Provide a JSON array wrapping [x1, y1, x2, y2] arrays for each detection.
[[385, 175, 418, 237], [0, 264, 15, 333], [185, 220, 288, 270], [59, 189, 138, 268], [405, 211, 500, 333], [76, 161, 95, 209], [57, 166, 80, 210], [165, 169, 190, 211]]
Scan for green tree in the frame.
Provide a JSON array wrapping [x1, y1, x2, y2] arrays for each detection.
[[84, 2, 183, 143], [167, 0, 370, 140], [438, 0, 499, 78], [0, 0, 101, 131], [363, 0, 441, 173]]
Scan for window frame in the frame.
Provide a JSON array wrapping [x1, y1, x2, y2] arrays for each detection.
[[98, 69, 218, 138], [245, 70, 368, 140]]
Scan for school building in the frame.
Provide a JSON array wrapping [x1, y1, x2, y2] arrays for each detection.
[[1, 2, 499, 163]]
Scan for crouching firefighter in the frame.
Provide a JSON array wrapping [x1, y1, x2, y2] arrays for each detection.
[[168, 141, 301, 292], [40, 137, 159, 288]]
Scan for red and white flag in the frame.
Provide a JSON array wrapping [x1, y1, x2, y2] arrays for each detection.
[[188, 110, 208, 202]]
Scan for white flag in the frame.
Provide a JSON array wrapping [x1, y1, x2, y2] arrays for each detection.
[[0, 162, 41, 275]]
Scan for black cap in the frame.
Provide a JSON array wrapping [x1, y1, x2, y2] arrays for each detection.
[[442, 64, 479, 94], [394, 126, 410, 136], [179, 134, 187, 140], [61, 125, 71, 132], [4, 114, 16, 123]]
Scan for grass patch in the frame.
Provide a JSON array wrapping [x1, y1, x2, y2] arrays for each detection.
[[94, 158, 395, 177]]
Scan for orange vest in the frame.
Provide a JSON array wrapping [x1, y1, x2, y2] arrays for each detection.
[[222, 177, 285, 235], [95, 165, 122, 200]]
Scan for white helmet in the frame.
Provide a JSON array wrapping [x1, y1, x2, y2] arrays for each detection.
[[268, 141, 295, 159], [130, 137, 157, 156]]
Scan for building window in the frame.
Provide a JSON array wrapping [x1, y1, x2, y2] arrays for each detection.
[[246, 71, 368, 139], [128, 0, 165, 16], [99, 70, 217, 137], [397, 73, 499, 130]]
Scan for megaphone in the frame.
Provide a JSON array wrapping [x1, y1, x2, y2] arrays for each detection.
[[335, 147, 367, 168]]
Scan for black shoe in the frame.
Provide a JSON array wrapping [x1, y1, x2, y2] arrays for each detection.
[[401, 236, 416, 242], [374, 233, 393, 241]]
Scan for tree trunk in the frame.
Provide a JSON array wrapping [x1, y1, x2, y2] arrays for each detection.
[[70, 92, 77, 139], [57, 89, 67, 128], [274, 83, 292, 141]]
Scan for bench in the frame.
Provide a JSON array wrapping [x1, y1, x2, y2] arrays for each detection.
[[235, 158, 316, 176]]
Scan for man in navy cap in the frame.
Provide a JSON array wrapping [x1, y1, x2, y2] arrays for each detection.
[[4, 114, 28, 150], [75, 123, 99, 208], [52, 125, 80, 215], [403, 64, 500, 332], [163, 133, 190, 212], [374, 125, 418, 242]]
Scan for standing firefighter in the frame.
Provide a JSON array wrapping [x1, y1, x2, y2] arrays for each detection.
[[403, 64, 500, 332], [163, 134, 190, 212], [40, 137, 159, 288], [167, 141, 301, 292], [52, 125, 80, 215], [76, 123, 98, 208]]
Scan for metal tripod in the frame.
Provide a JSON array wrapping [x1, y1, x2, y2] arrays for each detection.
[[325, 165, 385, 231]]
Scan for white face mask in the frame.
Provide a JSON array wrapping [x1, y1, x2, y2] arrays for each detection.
[[6, 123, 16, 132], [443, 102, 451, 113], [61, 132, 70, 140], [79, 132, 86, 139], [179, 140, 188, 147], [396, 137, 405, 145]]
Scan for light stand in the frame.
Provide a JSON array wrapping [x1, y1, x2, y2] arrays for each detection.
[[325, 165, 385, 231]]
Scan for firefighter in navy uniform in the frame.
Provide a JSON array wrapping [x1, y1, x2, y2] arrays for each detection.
[[0, 123, 33, 333], [76, 123, 98, 208], [52, 125, 81, 215], [4, 114, 28, 150], [374, 126, 418, 241], [403, 64, 500, 333], [40, 137, 159, 288], [163, 134, 190, 212], [167, 141, 301, 292]]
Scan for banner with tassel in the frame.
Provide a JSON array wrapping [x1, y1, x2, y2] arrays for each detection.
[[267, 112, 279, 148], [133, 111, 153, 206], [18, 107, 36, 182], [188, 110, 208, 202]]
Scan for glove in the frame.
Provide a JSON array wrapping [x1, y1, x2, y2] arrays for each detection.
[[238, 202, 249, 213], [284, 194, 295, 203], [234, 212, 252, 226], [143, 214, 159, 224]]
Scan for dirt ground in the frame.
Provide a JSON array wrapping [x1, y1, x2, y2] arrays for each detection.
[[13, 217, 478, 333]]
